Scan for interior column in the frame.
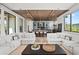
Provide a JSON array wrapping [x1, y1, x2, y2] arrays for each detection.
[[1, 8, 5, 36]]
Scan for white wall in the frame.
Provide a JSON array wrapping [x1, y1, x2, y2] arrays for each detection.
[[47, 21, 54, 29], [56, 17, 64, 32], [26, 19, 33, 32]]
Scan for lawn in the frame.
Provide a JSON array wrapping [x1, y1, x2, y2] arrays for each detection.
[[65, 24, 79, 32]]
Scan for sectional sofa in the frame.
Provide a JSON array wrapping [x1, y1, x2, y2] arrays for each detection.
[[0, 32, 36, 55]]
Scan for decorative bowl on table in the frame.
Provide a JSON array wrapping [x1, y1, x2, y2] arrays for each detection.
[[31, 44, 40, 50]]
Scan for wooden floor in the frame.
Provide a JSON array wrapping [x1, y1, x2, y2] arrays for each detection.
[[35, 37, 48, 44], [9, 37, 72, 55], [9, 45, 27, 55]]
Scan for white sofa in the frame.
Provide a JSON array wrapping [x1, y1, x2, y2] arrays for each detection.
[[47, 33, 62, 44], [20, 32, 36, 44], [0, 32, 36, 55], [72, 44, 79, 55], [0, 34, 21, 55]]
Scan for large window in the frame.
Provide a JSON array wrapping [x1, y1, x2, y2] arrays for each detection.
[[4, 11, 9, 34], [4, 11, 16, 35], [64, 10, 79, 32], [19, 18, 23, 32], [72, 11, 79, 32], [64, 14, 71, 31]]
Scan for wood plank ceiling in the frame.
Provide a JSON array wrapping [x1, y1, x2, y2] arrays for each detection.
[[13, 10, 67, 21]]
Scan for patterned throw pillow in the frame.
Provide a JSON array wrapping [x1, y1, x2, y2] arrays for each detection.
[[12, 35, 19, 40]]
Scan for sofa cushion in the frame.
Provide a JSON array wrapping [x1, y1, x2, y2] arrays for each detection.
[[4, 35, 12, 42], [0, 46, 11, 55], [0, 39, 6, 46]]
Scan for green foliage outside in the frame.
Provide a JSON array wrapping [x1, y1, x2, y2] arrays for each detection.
[[65, 24, 79, 32]]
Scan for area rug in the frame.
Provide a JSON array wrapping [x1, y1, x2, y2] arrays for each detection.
[[22, 44, 66, 55]]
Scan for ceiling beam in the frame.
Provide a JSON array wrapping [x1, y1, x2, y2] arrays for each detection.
[[57, 10, 68, 17], [13, 10, 68, 21], [19, 10, 29, 19], [27, 10, 35, 19], [37, 10, 41, 20], [25, 10, 31, 18], [47, 10, 53, 19]]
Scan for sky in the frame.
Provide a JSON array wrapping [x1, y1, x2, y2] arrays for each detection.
[[72, 10, 79, 24], [65, 10, 79, 24]]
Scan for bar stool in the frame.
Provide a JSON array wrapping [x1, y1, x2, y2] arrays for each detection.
[[44, 31, 47, 37], [40, 32, 43, 37], [36, 32, 39, 37]]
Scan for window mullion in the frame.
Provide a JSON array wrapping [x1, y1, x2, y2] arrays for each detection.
[[70, 14, 72, 32]]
